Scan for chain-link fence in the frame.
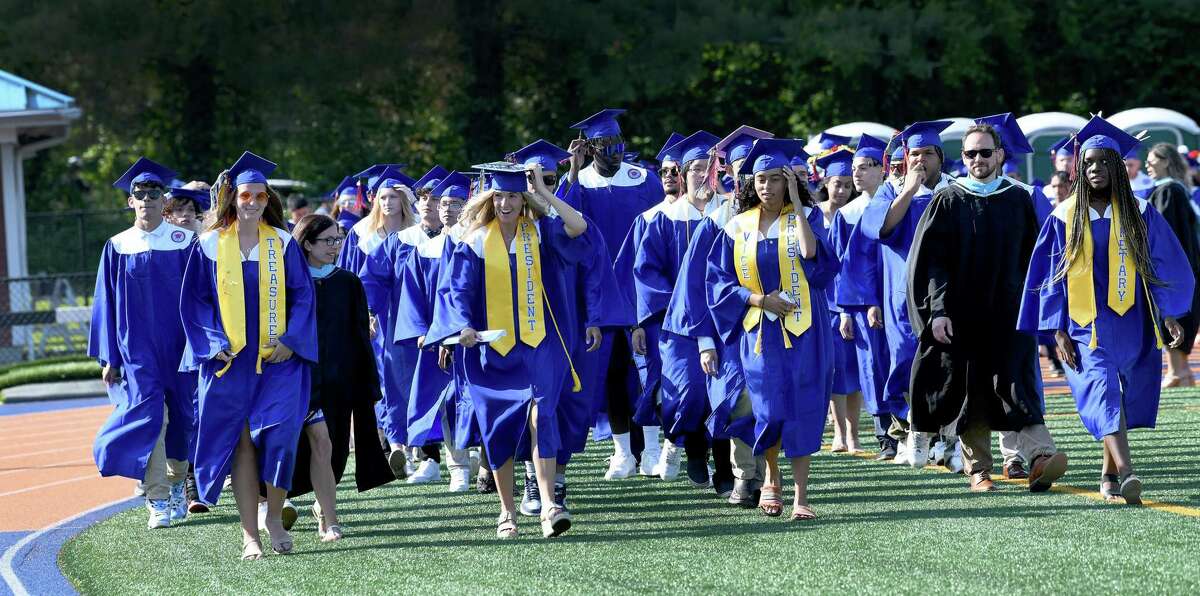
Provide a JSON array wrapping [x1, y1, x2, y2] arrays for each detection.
[[27, 209, 130, 275], [0, 272, 96, 364]]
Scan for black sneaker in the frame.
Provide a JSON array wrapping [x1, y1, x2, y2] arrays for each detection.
[[553, 482, 567, 510], [875, 439, 898, 461], [184, 470, 208, 514], [519, 475, 541, 517], [727, 478, 762, 507], [686, 458, 710, 487], [476, 467, 497, 494]]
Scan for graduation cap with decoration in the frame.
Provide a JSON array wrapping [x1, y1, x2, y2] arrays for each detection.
[[655, 132, 686, 164], [474, 161, 529, 193], [113, 157, 178, 194], [431, 171, 472, 201], [167, 183, 211, 212], [414, 165, 450, 193], [816, 131, 853, 152], [511, 139, 571, 173], [228, 151, 277, 187], [854, 134, 887, 163]]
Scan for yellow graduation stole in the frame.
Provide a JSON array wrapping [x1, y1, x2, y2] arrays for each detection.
[[732, 205, 811, 354], [215, 222, 287, 377], [481, 216, 581, 391], [1063, 196, 1162, 349]]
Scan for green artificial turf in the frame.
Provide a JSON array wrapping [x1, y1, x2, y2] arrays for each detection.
[[61, 391, 1200, 595]]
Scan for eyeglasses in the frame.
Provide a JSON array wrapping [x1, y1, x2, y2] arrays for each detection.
[[962, 149, 996, 159], [660, 166, 680, 176], [313, 236, 344, 247], [132, 188, 164, 201], [239, 191, 269, 202]]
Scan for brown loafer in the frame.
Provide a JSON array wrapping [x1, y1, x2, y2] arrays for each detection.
[[970, 472, 997, 492], [1003, 461, 1028, 480], [1028, 452, 1068, 492]]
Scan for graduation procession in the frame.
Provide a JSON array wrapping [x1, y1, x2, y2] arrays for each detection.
[[6, 2, 1200, 593]]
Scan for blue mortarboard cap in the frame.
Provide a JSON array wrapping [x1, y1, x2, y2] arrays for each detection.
[[478, 164, 528, 193], [1075, 115, 1141, 157], [512, 139, 571, 172], [569, 108, 626, 139], [817, 132, 853, 151], [1050, 136, 1074, 157], [369, 166, 418, 195], [666, 130, 721, 165], [415, 165, 450, 192], [167, 184, 211, 212], [1003, 161, 1018, 175], [333, 176, 357, 198], [355, 163, 406, 191], [743, 139, 805, 174], [815, 148, 854, 177], [899, 120, 953, 150], [430, 171, 471, 200], [655, 132, 686, 163], [229, 151, 277, 187], [1124, 145, 1141, 159], [974, 112, 1034, 154], [891, 145, 905, 161], [112, 157, 177, 193], [717, 126, 774, 165], [854, 134, 887, 162]]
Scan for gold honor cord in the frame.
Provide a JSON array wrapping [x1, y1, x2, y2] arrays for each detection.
[[214, 222, 285, 377]]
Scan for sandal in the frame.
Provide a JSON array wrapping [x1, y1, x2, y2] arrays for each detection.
[[790, 504, 818, 521], [1099, 473, 1120, 503], [265, 519, 294, 554], [1119, 473, 1143, 505], [758, 485, 783, 517], [313, 502, 327, 536], [541, 506, 572, 538], [321, 525, 344, 542], [830, 438, 847, 453], [241, 536, 263, 561], [496, 512, 518, 539]]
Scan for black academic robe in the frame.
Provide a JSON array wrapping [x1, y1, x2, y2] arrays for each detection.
[[906, 179, 1044, 433], [1149, 180, 1200, 353], [288, 267, 395, 497]]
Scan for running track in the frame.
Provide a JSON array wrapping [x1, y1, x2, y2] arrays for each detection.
[[0, 352, 1193, 594]]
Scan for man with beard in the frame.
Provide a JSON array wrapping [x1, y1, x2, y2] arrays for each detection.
[[906, 123, 1068, 492]]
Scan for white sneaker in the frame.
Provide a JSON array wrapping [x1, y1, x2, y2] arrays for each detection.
[[891, 438, 911, 465], [947, 442, 964, 474], [408, 459, 441, 484], [281, 499, 298, 530], [657, 441, 681, 480], [604, 454, 636, 480], [909, 432, 931, 469], [257, 501, 268, 529], [929, 440, 948, 466], [639, 444, 662, 477], [448, 467, 471, 492], [222, 476, 232, 492], [167, 481, 187, 523], [468, 450, 481, 474], [133, 481, 146, 497], [146, 499, 171, 529]]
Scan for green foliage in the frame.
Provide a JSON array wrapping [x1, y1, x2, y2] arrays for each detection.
[[3, 0, 1199, 233], [0, 359, 100, 394]]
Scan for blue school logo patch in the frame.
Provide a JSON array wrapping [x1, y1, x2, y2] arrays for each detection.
[[171, 230, 186, 243], [628, 169, 641, 179]]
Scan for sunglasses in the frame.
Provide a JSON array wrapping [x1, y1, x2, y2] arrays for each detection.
[[962, 149, 996, 159], [525, 173, 558, 187], [660, 166, 681, 176], [238, 191, 270, 202], [132, 188, 164, 201]]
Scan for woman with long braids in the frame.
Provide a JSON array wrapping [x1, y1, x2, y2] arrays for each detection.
[[425, 162, 589, 539], [180, 152, 318, 559], [1144, 143, 1200, 387], [706, 138, 838, 520], [1019, 116, 1194, 505]]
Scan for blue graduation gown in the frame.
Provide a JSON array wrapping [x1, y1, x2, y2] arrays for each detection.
[[89, 223, 198, 480], [425, 215, 591, 468], [816, 206, 861, 396], [829, 194, 905, 417], [179, 226, 318, 505], [635, 198, 720, 440], [662, 200, 749, 444], [854, 174, 951, 401], [336, 218, 381, 288], [359, 225, 426, 446], [1018, 198, 1195, 440], [706, 205, 839, 457]]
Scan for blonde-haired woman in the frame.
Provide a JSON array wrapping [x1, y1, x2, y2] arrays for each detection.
[[426, 163, 588, 539], [180, 152, 317, 559]]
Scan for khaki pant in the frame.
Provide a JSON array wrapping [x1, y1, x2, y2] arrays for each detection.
[[959, 408, 1056, 475], [144, 406, 188, 500], [728, 391, 766, 481]]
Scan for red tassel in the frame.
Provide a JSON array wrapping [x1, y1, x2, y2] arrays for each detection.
[[354, 179, 365, 212]]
